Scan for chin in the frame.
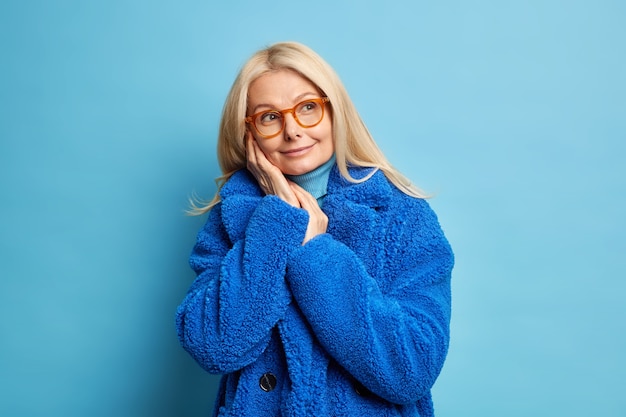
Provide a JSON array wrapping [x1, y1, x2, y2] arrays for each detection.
[[282, 168, 308, 176], [279, 162, 313, 176], [277, 151, 333, 176]]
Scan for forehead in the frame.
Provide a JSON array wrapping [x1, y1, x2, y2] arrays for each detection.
[[248, 70, 319, 107]]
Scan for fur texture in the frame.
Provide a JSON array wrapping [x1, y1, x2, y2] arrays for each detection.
[[176, 165, 454, 416]]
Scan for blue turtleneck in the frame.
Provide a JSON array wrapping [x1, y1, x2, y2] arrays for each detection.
[[285, 154, 336, 207]]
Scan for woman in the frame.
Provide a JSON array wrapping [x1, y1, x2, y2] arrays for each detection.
[[176, 41, 454, 417]]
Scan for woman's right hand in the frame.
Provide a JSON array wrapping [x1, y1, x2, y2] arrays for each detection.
[[246, 133, 299, 207], [290, 182, 328, 244]]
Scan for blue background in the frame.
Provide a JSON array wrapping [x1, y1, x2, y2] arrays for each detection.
[[1, 1, 624, 416]]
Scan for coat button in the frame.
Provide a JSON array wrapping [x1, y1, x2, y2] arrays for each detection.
[[354, 380, 372, 397], [259, 373, 277, 392]]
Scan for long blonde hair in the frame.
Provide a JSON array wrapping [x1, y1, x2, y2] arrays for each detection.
[[191, 41, 425, 214]]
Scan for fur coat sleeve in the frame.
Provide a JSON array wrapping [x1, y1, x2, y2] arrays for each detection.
[[176, 170, 309, 373], [287, 194, 453, 404]]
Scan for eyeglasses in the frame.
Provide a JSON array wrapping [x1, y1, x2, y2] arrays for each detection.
[[245, 97, 330, 139]]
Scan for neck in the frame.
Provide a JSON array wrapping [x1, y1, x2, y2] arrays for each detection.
[[285, 154, 336, 207]]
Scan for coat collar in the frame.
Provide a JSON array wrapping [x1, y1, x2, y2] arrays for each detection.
[[218, 165, 394, 244], [220, 165, 393, 206], [326, 164, 393, 208], [218, 170, 263, 243]]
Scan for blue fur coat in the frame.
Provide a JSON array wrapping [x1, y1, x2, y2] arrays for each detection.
[[176, 165, 454, 417]]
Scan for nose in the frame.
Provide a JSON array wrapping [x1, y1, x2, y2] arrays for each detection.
[[283, 111, 301, 140]]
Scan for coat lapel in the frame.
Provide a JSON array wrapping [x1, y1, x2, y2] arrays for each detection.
[[218, 165, 393, 263], [323, 166, 393, 277], [278, 304, 329, 416], [219, 170, 264, 243]]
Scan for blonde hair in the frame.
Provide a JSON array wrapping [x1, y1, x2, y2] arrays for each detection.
[[191, 41, 425, 214]]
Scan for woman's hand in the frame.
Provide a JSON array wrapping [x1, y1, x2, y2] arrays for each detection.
[[290, 182, 328, 244], [246, 133, 299, 207], [246, 133, 327, 244]]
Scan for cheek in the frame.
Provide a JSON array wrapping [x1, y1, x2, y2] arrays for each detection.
[[255, 139, 280, 158], [319, 121, 334, 148], [311, 118, 333, 141]]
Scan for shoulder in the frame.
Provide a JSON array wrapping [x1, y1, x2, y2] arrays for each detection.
[[327, 166, 393, 207], [365, 172, 448, 243], [330, 165, 432, 211], [219, 169, 263, 199]]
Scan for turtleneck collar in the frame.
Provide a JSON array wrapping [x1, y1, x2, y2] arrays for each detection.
[[285, 154, 336, 207]]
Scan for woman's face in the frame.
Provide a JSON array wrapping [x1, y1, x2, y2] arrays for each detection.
[[246, 70, 334, 176]]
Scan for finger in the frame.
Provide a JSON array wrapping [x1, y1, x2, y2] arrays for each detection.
[[246, 135, 275, 193], [290, 183, 318, 209], [289, 183, 328, 244], [289, 182, 306, 202], [289, 181, 309, 196], [248, 137, 274, 181], [251, 140, 275, 173]]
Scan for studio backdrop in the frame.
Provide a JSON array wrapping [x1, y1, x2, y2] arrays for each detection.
[[1, 1, 624, 416]]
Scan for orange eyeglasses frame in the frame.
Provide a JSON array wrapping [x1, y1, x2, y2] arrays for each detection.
[[245, 97, 330, 139]]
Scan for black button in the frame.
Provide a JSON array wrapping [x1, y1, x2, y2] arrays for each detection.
[[354, 380, 372, 397], [259, 373, 277, 392]]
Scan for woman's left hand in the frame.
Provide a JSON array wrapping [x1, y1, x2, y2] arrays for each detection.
[[290, 182, 328, 245]]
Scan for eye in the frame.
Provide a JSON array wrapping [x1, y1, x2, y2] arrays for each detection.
[[297, 101, 318, 114], [258, 111, 281, 125]]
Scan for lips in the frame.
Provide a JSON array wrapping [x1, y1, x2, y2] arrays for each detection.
[[281, 143, 315, 156]]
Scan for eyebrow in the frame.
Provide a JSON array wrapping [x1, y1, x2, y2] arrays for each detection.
[[250, 91, 318, 114]]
